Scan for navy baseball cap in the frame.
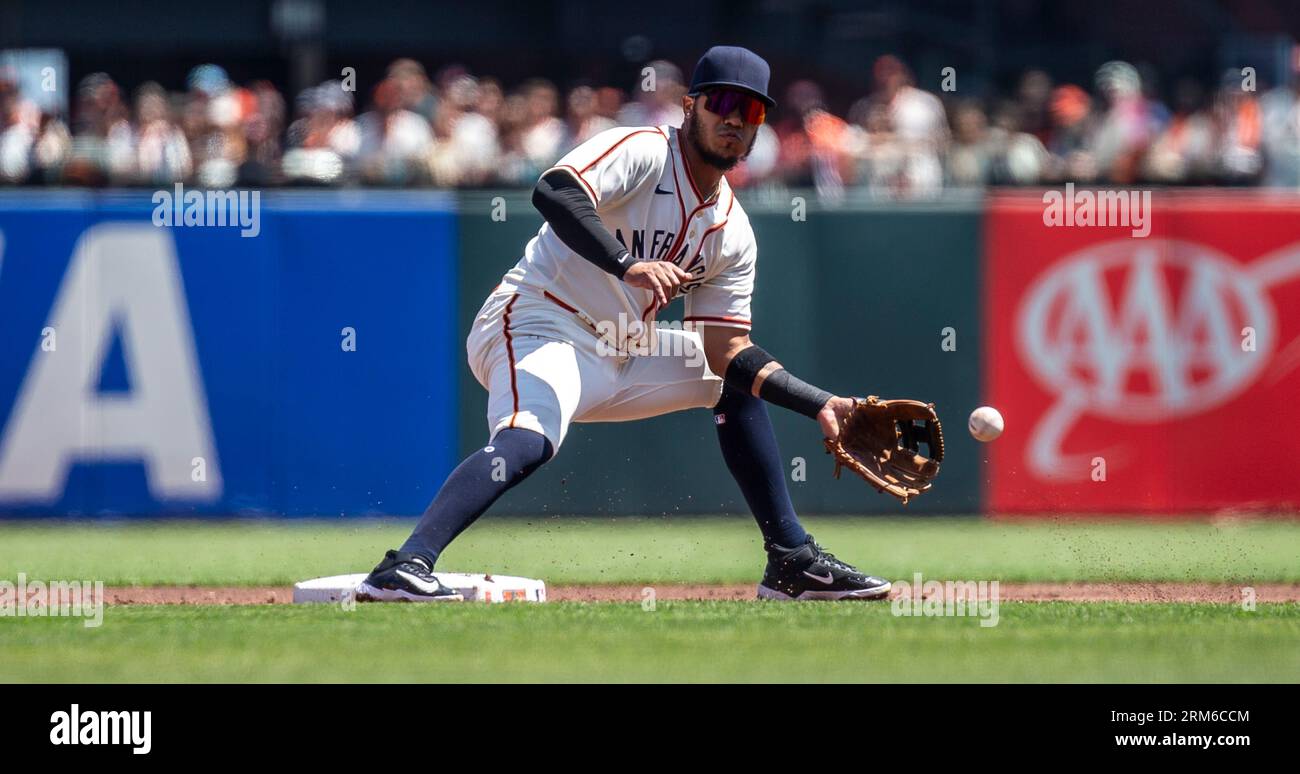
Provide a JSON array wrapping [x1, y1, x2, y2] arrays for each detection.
[[689, 46, 776, 108]]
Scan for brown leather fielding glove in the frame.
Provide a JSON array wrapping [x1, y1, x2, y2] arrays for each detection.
[[824, 396, 944, 504]]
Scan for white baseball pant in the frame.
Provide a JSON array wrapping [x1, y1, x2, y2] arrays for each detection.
[[466, 284, 725, 455]]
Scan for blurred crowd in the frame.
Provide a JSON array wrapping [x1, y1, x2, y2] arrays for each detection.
[[5, 54, 1300, 197]]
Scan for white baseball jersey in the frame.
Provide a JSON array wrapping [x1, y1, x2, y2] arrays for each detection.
[[502, 124, 757, 343], [467, 124, 759, 452]]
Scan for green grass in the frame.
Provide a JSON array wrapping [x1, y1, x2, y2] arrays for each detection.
[[4, 602, 1298, 683], [3, 518, 1297, 682], [0, 516, 1296, 586]]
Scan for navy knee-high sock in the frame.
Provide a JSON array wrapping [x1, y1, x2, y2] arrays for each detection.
[[713, 383, 808, 549], [400, 427, 552, 567]]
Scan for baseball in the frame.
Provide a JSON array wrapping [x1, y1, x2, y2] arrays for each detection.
[[968, 406, 1004, 442]]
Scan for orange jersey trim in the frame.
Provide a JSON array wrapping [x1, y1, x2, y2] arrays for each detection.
[[579, 128, 666, 174], [549, 164, 600, 204], [542, 290, 579, 314], [501, 294, 521, 427], [683, 315, 752, 327], [685, 191, 735, 265]]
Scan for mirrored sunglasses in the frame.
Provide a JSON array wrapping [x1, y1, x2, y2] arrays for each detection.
[[701, 88, 767, 124]]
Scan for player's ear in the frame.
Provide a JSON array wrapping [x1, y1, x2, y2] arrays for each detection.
[[682, 93, 696, 116]]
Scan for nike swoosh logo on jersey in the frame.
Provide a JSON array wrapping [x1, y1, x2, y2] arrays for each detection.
[[803, 570, 835, 584], [654, 184, 673, 195]]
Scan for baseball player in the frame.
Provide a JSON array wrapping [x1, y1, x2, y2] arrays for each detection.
[[360, 46, 897, 602]]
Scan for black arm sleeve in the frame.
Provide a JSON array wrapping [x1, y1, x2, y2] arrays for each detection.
[[724, 345, 834, 419], [532, 169, 639, 279]]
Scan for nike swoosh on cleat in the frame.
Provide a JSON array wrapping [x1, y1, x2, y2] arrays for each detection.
[[395, 569, 447, 594], [802, 570, 835, 584], [654, 184, 673, 195]]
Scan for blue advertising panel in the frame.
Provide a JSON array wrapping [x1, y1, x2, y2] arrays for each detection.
[[0, 190, 459, 517]]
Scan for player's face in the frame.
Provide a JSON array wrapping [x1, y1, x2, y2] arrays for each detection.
[[685, 88, 762, 170]]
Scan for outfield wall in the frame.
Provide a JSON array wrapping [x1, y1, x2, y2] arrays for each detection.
[[1, 189, 1295, 517]]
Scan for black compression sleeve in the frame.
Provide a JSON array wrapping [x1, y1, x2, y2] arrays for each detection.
[[723, 345, 834, 419], [532, 169, 639, 278], [758, 369, 834, 419]]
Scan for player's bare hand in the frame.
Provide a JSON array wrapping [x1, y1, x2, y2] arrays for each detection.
[[623, 261, 691, 307], [817, 396, 856, 440]]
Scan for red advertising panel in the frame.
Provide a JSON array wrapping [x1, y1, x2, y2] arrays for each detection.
[[985, 191, 1300, 513]]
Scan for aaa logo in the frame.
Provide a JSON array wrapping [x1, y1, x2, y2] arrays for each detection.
[[1015, 238, 1300, 478]]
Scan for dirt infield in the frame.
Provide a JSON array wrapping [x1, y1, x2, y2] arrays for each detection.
[[103, 582, 1300, 605]]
